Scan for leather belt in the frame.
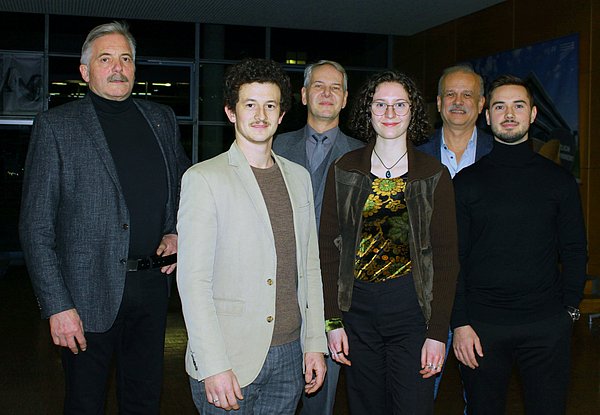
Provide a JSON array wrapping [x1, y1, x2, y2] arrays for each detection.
[[126, 253, 177, 272]]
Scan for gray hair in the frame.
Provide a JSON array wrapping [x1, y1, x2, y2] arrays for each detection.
[[80, 21, 136, 66], [303, 60, 348, 91], [437, 65, 484, 97]]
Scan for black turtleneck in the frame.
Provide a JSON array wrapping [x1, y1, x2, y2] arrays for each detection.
[[451, 140, 587, 327], [90, 92, 167, 257]]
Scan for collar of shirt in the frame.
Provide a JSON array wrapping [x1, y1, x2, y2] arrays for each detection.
[[440, 127, 478, 178], [305, 125, 339, 160]]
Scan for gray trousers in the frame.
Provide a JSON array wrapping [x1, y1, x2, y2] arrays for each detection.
[[299, 355, 341, 415]]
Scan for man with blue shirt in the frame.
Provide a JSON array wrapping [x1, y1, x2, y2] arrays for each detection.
[[418, 65, 492, 400]]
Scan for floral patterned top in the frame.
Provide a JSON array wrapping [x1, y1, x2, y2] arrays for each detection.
[[354, 175, 411, 282]]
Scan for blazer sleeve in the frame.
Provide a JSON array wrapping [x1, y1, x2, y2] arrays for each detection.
[[19, 113, 75, 318], [176, 167, 232, 380]]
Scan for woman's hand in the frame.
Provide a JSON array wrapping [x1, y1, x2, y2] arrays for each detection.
[[419, 338, 445, 378], [327, 328, 351, 366]]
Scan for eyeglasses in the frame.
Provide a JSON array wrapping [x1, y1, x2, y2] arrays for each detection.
[[371, 101, 411, 116]]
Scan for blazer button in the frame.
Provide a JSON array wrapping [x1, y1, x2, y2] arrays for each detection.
[[266, 316, 274, 323], [122, 224, 129, 230], [266, 278, 273, 285]]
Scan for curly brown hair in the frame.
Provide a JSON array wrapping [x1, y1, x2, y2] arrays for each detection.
[[223, 58, 292, 113], [349, 70, 430, 145]]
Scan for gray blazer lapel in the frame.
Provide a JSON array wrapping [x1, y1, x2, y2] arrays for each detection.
[[286, 126, 310, 166], [78, 96, 124, 196]]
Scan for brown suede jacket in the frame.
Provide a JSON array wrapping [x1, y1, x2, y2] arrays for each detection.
[[319, 140, 459, 342]]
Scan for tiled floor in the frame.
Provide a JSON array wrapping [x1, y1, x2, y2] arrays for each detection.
[[1, 266, 598, 414]]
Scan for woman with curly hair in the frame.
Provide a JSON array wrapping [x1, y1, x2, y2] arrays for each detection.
[[319, 70, 459, 414]]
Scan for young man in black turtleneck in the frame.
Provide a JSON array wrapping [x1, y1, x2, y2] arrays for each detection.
[[450, 75, 587, 415], [20, 22, 190, 414]]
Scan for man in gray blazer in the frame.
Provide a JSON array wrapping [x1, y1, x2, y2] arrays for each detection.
[[19, 22, 190, 414], [178, 58, 327, 414], [273, 60, 363, 415]]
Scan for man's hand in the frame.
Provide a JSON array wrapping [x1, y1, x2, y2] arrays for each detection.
[[419, 338, 445, 378], [304, 352, 326, 394], [204, 369, 244, 410], [156, 233, 177, 274], [49, 308, 86, 354], [453, 325, 484, 369]]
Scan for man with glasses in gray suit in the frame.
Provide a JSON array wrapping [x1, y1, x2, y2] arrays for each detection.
[[274, 60, 363, 415]]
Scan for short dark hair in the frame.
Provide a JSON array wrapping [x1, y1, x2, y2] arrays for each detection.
[[223, 58, 292, 113], [349, 70, 430, 144], [486, 74, 534, 107]]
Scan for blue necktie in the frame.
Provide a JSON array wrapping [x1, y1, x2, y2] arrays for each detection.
[[310, 134, 328, 172]]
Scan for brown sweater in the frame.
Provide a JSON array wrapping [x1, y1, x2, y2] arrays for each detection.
[[319, 140, 459, 342], [252, 163, 301, 346]]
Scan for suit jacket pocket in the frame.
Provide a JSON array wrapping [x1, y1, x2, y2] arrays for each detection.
[[213, 298, 244, 316]]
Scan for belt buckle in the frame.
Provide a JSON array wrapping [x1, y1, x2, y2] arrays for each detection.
[[126, 259, 141, 272]]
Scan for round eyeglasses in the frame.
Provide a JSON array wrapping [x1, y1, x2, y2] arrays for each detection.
[[371, 101, 411, 116]]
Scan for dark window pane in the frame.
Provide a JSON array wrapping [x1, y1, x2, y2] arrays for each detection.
[[0, 124, 31, 250], [343, 69, 378, 124], [198, 64, 227, 122], [49, 15, 114, 55], [134, 62, 192, 118], [178, 123, 193, 161], [131, 20, 195, 58], [48, 56, 86, 108], [271, 29, 387, 68], [201, 24, 265, 60], [0, 13, 45, 51], [49, 57, 193, 118], [278, 69, 306, 134], [198, 124, 234, 162], [49, 16, 195, 58], [0, 53, 44, 116]]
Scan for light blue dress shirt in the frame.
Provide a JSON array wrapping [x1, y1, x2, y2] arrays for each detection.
[[440, 128, 478, 178]]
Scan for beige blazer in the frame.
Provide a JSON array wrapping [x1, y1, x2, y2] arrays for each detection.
[[177, 142, 327, 387]]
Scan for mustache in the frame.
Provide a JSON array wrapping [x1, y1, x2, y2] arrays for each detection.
[[449, 104, 465, 111], [108, 74, 129, 82]]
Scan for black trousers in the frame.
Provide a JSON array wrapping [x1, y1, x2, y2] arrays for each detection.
[[61, 269, 169, 415], [343, 276, 434, 415], [460, 311, 573, 415]]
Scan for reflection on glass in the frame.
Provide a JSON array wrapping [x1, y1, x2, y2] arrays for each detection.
[[0, 54, 44, 116], [48, 57, 193, 118], [134, 62, 192, 119], [49, 56, 90, 107]]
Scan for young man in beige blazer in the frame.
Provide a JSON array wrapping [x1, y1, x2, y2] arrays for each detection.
[[177, 58, 327, 414]]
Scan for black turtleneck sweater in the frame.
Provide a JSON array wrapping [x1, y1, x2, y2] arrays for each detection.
[[451, 140, 587, 328], [90, 92, 167, 257]]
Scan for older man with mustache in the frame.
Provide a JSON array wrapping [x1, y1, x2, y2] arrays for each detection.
[[20, 21, 190, 414]]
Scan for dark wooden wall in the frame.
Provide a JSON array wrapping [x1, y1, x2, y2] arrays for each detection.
[[394, 0, 600, 277]]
